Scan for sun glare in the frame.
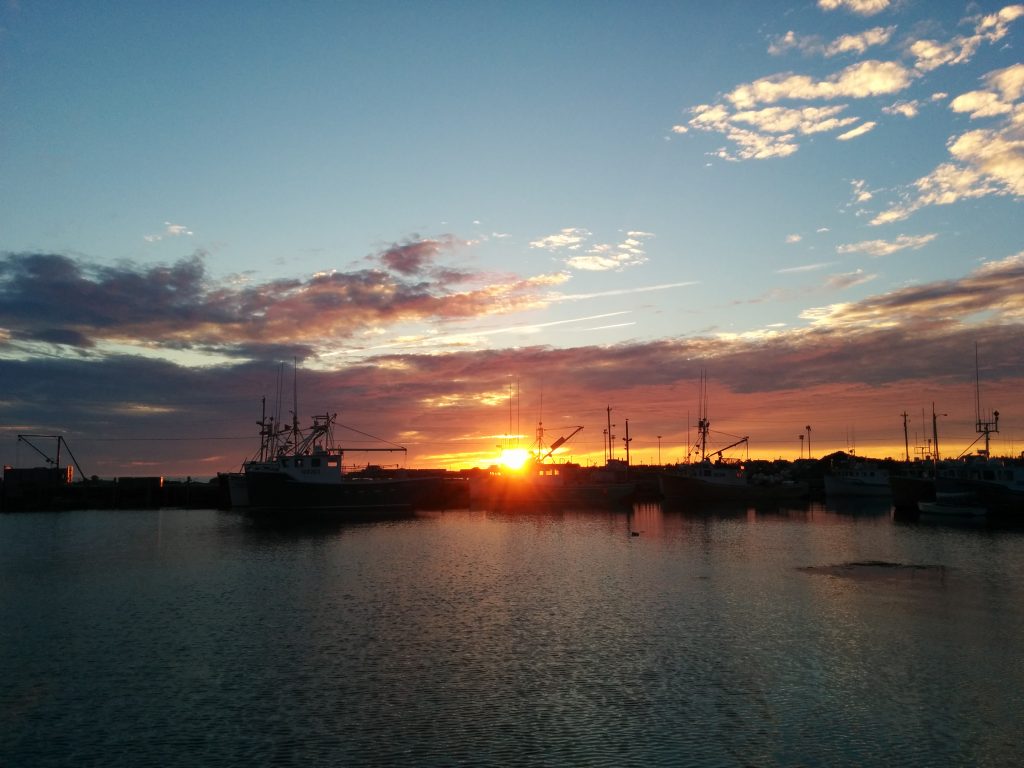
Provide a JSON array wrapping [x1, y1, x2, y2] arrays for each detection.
[[499, 448, 531, 471]]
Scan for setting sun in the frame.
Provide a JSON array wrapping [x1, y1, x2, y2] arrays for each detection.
[[498, 448, 531, 471]]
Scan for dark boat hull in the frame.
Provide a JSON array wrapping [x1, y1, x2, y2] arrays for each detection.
[[660, 471, 808, 503], [469, 476, 635, 510], [243, 471, 423, 513]]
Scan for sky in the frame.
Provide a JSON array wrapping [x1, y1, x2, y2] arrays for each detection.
[[2, 0, 1023, 477]]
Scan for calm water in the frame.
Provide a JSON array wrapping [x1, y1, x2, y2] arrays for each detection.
[[2, 502, 1023, 767]]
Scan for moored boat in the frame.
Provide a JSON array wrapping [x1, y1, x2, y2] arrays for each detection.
[[469, 458, 635, 510], [824, 458, 891, 497], [918, 491, 987, 519], [235, 405, 424, 516], [659, 371, 808, 505], [660, 460, 808, 503]]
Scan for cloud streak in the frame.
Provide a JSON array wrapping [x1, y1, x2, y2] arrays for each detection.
[[0, 245, 570, 362]]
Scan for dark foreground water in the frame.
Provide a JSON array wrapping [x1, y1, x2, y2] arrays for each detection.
[[2, 502, 1023, 767]]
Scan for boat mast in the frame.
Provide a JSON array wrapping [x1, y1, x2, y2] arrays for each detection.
[[974, 343, 999, 457], [696, 369, 709, 462], [606, 406, 615, 461], [292, 358, 300, 451]]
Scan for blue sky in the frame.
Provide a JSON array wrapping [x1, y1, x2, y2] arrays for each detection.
[[2, 0, 1023, 473]]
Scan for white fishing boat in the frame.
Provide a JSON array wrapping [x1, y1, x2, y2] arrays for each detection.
[[824, 459, 891, 497], [232, 378, 426, 516]]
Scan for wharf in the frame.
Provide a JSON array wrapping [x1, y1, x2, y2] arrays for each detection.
[[1, 468, 227, 512]]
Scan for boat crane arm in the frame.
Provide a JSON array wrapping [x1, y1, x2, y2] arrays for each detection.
[[17, 434, 56, 465], [540, 426, 584, 462], [713, 435, 749, 460], [16, 434, 87, 480]]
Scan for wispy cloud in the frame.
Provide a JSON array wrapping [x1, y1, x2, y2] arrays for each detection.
[[144, 222, 193, 242], [726, 60, 912, 110], [818, 0, 891, 16], [770, 26, 896, 58], [872, 63, 1024, 225], [531, 229, 655, 272], [836, 121, 877, 140], [777, 262, 834, 274], [803, 252, 1024, 328], [909, 5, 1024, 73], [824, 269, 877, 290], [677, 6, 1024, 162], [679, 60, 911, 159], [882, 100, 921, 118], [550, 281, 697, 302], [836, 233, 937, 257], [529, 228, 591, 251], [373, 235, 460, 276], [0, 245, 570, 362]]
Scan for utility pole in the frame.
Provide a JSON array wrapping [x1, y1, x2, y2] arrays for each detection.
[[657, 435, 662, 466], [623, 419, 632, 467], [931, 403, 946, 462], [805, 425, 811, 459], [606, 406, 615, 462], [902, 412, 910, 463], [798, 433, 804, 459]]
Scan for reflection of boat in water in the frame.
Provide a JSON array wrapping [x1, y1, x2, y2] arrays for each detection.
[[918, 491, 987, 518], [658, 372, 808, 504], [824, 457, 891, 497], [232, 399, 427, 516]]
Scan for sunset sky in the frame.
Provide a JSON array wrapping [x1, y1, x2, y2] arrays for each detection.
[[2, 0, 1023, 477]]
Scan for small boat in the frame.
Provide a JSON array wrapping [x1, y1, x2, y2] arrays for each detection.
[[918, 492, 987, 518]]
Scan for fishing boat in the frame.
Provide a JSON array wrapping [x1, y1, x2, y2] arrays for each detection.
[[660, 459, 808, 503], [823, 458, 891, 497], [468, 423, 635, 510], [659, 372, 808, 504], [469, 458, 635, 510], [931, 456, 1024, 518], [232, 401, 423, 515], [895, 349, 1022, 518]]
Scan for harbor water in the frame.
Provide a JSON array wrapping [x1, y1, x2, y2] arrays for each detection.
[[2, 502, 1023, 766]]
